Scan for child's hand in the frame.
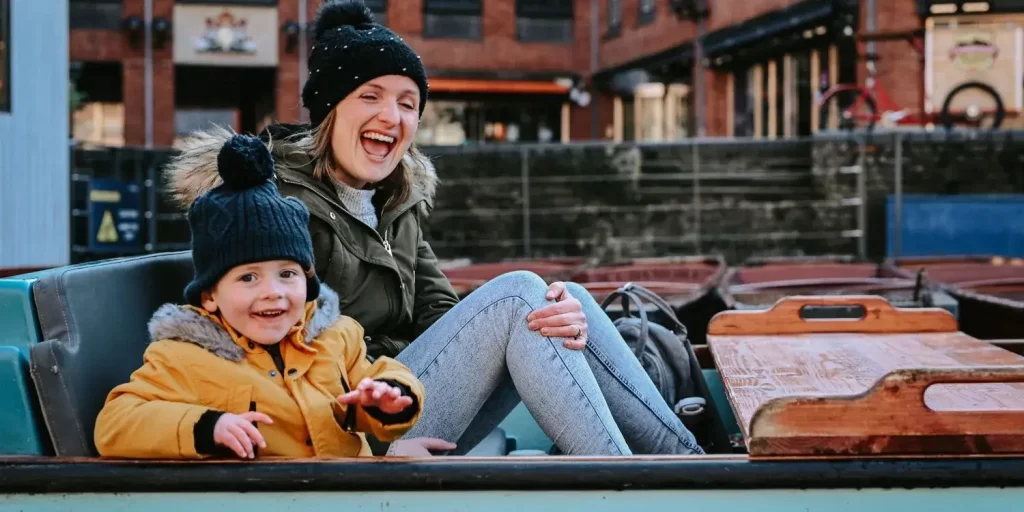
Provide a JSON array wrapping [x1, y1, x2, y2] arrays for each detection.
[[213, 412, 273, 459], [337, 378, 414, 414]]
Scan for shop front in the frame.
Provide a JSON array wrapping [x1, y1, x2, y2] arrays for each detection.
[[592, 43, 695, 142], [922, 0, 1024, 128], [172, 2, 279, 143], [702, 0, 859, 138], [415, 75, 578, 145]]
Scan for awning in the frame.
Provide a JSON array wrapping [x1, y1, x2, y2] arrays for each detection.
[[700, 0, 855, 61], [427, 78, 570, 94], [592, 42, 694, 87]]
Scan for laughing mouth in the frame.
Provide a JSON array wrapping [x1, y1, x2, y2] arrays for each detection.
[[361, 131, 397, 159], [252, 309, 285, 319]]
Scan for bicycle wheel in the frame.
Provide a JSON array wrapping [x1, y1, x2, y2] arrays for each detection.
[[940, 81, 1004, 130], [818, 89, 877, 131]]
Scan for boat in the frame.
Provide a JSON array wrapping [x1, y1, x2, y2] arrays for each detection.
[[886, 255, 1024, 341], [1, 253, 1023, 510], [568, 255, 729, 346], [720, 255, 959, 316], [439, 257, 586, 297]]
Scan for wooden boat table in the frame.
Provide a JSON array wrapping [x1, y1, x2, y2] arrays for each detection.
[[707, 295, 1024, 458]]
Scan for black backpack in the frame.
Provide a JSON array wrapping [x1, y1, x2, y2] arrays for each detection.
[[600, 283, 733, 454]]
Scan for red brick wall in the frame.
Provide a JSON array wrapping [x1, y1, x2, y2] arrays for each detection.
[[378, 0, 582, 74], [275, 0, 302, 123], [860, 0, 924, 115], [706, 0, 797, 31], [597, 0, 696, 71], [119, 0, 175, 147], [70, 30, 126, 62]]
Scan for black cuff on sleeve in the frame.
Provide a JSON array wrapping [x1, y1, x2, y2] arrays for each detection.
[[193, 409, 226, 456]]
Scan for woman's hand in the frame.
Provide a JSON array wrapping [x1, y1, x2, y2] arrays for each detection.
[[527, 281, 588, 350], [213, 412, 273, 459], [337, 378, 414, 414]]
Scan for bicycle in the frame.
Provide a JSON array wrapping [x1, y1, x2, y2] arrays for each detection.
[[817, 28, 1005, 132]]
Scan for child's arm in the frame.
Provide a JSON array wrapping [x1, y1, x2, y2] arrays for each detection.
[[94, 342, 232, 459], [323, 317, 425, 442]]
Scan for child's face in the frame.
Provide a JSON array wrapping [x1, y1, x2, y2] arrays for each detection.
[[201, 260, 308, 345]]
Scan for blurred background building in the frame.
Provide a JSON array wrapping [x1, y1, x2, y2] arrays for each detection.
[[65, 0, 959, 148]]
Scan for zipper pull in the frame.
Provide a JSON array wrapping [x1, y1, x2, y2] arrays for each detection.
[[383, 227, 393, 256]]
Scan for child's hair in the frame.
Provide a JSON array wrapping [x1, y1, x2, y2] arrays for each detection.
[[181, 134, 321, 306]]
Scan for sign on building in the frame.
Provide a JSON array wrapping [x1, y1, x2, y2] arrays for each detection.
[[173, 4, 278, 67], [88, 178, 142, 253]]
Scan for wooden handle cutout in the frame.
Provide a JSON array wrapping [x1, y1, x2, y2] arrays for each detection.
[[746, 366, 1024, 456], [708, 295, 958, 336]]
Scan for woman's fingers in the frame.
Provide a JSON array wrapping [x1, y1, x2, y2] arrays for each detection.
[[527, 297, 581, 323], [532, 311, 586, 331]]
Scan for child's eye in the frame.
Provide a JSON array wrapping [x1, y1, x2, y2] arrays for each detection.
[[280, 270, 298, 278], [239, 273, 256, 283]]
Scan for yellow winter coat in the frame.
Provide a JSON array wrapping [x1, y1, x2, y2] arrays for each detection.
[[94, 286, 424, 459]]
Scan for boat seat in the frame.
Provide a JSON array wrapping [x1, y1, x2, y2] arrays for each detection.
[[464, 427, 509, 456], [26, 250, 515, 458], [29, 252, 196, 456]]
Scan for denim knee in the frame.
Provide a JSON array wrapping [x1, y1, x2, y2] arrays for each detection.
[[483, 270, 549, 298]]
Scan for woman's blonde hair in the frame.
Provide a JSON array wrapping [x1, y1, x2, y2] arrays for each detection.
[[271, 108, 419, 211]]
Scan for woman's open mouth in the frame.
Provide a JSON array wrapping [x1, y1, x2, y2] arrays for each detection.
[[361, 131, 396, 161]]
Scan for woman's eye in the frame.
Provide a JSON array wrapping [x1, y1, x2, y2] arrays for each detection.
[[362, 94, 378, 101]]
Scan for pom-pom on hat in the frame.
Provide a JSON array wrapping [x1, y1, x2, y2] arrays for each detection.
[[301, 0, 429, 127], [183, 134, 321, 306]]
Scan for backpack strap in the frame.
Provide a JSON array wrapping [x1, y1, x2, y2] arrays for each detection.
[[621, 282, 688, 336], [600, 288, 651, 360]]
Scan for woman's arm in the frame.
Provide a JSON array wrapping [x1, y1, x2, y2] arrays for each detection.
[[409, 231, 459, 338]]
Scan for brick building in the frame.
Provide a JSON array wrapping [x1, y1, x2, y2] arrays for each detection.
[[68, 0, 1017, 148]]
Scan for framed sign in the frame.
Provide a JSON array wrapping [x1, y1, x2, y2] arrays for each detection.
[[174, 4, 278, 67], [88, 178, 143, 253]]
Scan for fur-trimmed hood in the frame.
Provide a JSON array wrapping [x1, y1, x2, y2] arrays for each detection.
[[147, 285, 341, 362], [163, 124, 439, 211]]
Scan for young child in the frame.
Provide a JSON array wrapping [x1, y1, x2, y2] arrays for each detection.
[[94, 134, 425, 459]]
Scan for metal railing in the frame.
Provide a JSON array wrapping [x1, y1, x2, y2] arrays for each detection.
[[68, 131, 1024, 266]]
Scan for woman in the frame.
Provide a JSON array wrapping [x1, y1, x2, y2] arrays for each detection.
[[165, 0, 702, 456]]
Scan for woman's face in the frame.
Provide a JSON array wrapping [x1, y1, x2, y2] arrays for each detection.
[[329, 75, 420, 189]]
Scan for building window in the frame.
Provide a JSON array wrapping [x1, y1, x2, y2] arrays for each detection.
[[364, 0, 387, 27], [607, 0, 621, 36], [638, 0, 656, 25], [423, 0, 482, 40], [69, 0, 123, 30], [0, 0, 8, 113], [73, 103, 125, 147], [516, 0, 572, 43]]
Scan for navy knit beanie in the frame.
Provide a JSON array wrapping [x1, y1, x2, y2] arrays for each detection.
[[183, 134, 321, 306], [302, 0, 429, 127]]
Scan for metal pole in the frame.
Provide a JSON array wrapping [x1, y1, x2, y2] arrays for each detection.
[[893, 132, 903, 258], [589, 0, 599, 139], [299, 0, 309, 124], [866, 0, 877, 58], [857, 137, 867, 260], [692, 142, 702, 252], [144, 0, 153, 148], [521, 148, 531, 257], [693, 16, 707, 137]]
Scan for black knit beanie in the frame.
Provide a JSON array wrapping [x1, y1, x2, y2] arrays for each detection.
[[183, 134, 321, 307], [302, 0, 429, 127]]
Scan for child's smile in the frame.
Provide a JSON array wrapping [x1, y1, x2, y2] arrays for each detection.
[[202, 260, 308, 345]]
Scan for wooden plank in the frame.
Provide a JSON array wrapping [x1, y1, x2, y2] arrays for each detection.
[[708, 296, 1024, 457], [707, 295, 959, 335]]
